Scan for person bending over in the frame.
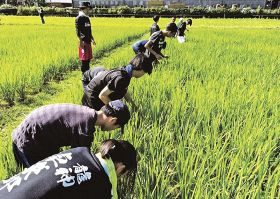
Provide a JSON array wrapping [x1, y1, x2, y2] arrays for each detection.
[[12, 101, 130, 168], [0, 139, 137, 199], [82, 54, 153, 110]]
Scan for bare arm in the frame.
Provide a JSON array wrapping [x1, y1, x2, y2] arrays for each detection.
[[99, 86, 113, 105]]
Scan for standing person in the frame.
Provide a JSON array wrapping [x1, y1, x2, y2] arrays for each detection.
[[177, 18, 192, 43], [177, 18, 186, 43], [38, 7, 45, 24], [0, 139, 137, 199], [75, 2, 96, 73], [11, 101, 130, 168], [82, 54, 153, 111], [150, 15, 160, 35], [144, 23, 178, 62]]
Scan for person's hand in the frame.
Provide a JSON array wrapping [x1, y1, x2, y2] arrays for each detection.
[[156, 54, 164, 60]]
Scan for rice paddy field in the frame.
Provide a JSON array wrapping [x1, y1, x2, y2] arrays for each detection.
[[0, 16, 279, 198]]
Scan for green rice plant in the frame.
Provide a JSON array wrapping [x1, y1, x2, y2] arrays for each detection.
[[0, 18, 279, 198], [0, 77, 16, 106], [0, 16, 150, 104]]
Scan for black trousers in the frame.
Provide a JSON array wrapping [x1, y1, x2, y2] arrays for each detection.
[[40, 15, 45, 24], [81, 60, 90, 73], [82, 94, 104, 111], [12, 142, 56, 168]]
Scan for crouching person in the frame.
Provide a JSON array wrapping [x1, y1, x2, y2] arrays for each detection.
[[133, 23, 178, 63], [0, 139, 137, 199], [177, 18, 192, 43], [12, 101, 130, 168], [82, 54, 153, 111]]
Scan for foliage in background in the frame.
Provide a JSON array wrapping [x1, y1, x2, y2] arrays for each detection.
[[1, 5, 280, 17]]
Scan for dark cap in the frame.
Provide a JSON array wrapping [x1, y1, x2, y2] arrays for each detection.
[[79, 2, 92, 9], [109, 100, 130, 134], [166, 22, 178, 33], [187, 18, 192, 26]]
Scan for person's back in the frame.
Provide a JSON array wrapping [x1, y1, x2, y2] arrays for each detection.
[[83, 68, 130, 110], [148, 30, 166, 60], [178, 21, 186, 36], [132, 40, 148, 54], [1, 139, 137, 199], [0, 147, 112, 199], [12, 104, 97, 165], [82, 66, 107, 90]]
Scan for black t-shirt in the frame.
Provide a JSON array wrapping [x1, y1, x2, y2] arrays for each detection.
[[12, 104, 97, 163], [84, 68, 131, 108], [82, 67, 107, 89], [0, 147, 112, 199], [149, 31, 166, 53], [150, 22, 160, 36], [38, 9, 44, 16], [75, 12, 93, 43]]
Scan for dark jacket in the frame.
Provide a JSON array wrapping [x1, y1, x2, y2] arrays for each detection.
[[0, 147, 112, 199]]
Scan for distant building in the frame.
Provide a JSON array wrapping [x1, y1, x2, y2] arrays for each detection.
[[72, 0, 147, 7], [45, 0, 73, 7], [49, 0, 279, 9], [165, 0, 268, 8], [181, 0, 266, 8]]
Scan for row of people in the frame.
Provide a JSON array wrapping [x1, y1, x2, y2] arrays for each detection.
[[1, 2, 193, 198], [76, 2, 192, 73], [1, 3, 141, 198]]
